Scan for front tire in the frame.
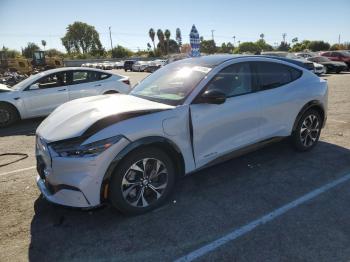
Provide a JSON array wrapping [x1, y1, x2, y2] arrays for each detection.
[[0, 103, 19, 127], [291, 109, 322, 151], [109, 147, 176, 215]]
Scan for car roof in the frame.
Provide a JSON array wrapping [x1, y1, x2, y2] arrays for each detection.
[[174, 54, 309, 69], [36, 67, 114, 74]]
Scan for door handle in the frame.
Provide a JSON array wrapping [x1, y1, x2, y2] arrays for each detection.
[[94, 84, 101, 87], [57, 88, 66, 92]]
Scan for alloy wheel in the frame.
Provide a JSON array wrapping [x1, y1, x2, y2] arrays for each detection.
[[121, 158, 168, 208], [0, 109, 10, 125], [300, 114, 320, 147]]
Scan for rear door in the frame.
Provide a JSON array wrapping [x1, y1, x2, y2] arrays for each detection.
[[21, 72, 69, 117], [66, 70, 108, 100], [252, 61, 303, 139], [190, 62, 263, 168]]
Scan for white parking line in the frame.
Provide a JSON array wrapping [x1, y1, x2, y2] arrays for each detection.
[[0, 166, 36, 177], [175, 172, 350, 262]]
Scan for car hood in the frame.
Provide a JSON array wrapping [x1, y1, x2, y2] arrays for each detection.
[[37, 94, 174, 142], [0, 84, 13, 92]]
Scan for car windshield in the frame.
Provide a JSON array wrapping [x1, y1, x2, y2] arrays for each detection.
[[130, 60, 212, 106], [263, 52, 299, 59]]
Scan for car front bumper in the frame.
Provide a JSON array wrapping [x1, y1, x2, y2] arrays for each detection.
[[35, 136, 130, 208]]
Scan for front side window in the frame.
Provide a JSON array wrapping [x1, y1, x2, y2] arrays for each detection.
[[206, 62, 253, 97], [253, 62, 301, 90], [35, 73, 66, 89]]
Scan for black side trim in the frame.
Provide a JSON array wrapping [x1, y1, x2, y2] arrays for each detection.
[[82, 109, 168, 138], [100, 136, 184, 202], [46, 181, 91, 205], [188, 107, 196, 163], [292, 100, 326, 131], [189, 137, 284, 174]]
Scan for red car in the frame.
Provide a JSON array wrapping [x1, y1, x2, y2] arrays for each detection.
[[320, 51, 350, 68]]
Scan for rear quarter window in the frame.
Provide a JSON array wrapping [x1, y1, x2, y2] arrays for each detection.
[[253, 61, 302, 90]]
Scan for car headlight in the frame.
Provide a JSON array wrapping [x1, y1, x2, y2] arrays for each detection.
[[51, 135, 124, 157]]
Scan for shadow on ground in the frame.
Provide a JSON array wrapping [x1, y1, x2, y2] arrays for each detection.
[[0, 117, 44, 137], [28, 140, 350, 261]]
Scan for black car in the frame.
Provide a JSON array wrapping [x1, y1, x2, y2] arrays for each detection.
[[123, 60, 136, 72], [261, 52, 315, 72], [307, 56, 348, 74]]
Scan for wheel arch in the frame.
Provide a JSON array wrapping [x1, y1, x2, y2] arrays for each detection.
[[0, 101, 21, 119], [100, 136, 185, 203], [292, 100, 325, 132]]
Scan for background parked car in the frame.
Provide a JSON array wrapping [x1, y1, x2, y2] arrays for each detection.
[[113, 61, 124, 69], [124, 60, 136, 72], [144, 63, 161, 73], [295, 52, 317, 59], [307, 56, 348, 73], [132, 61, 150, 72], [320, 51, 350, 68], [313, 62, 326, 75], [0, 67, 131, 127], [261, 52, 315, 72]]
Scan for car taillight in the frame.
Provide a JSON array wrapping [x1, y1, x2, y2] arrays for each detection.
[[122, 79, 130, 85]]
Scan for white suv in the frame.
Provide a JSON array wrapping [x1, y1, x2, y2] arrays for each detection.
[[36, 55, 328, 215]]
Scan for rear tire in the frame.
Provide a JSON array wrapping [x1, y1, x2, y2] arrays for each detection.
[[0, 103, 19, 127], [109, 147, 176, 215], [291, 109, 322, 152]]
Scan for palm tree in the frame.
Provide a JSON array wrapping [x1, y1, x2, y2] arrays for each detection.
[[148, 28, 156, 52], [41, 40, 47, 50], [157, 29, 165, 54], [260, 33, 264, 40], [176, 28, 182, 49], [164, 29, 171, 55]]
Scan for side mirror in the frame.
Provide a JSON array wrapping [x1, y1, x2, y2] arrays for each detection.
[[29, 83, 39, 90], [198, 89, 226, 104]]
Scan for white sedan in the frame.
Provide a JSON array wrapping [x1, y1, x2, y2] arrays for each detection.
[[0, 67, 131, 127]]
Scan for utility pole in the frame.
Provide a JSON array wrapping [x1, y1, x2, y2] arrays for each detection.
[[109, 26, 113, 50], [211, 30, 215, 41], [338, 34, 341, 45], [282, 33, 287, 43]]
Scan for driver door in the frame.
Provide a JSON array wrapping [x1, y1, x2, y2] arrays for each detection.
[[21, 72, 69, 117], [190, 62, 264, 168]]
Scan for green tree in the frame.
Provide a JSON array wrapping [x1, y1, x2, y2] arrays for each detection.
[[22, 42, 40, 58], [255, 39, 273, 51], [61, 21, 103, 54], [157, 29, 165, 55], [148, 28, 156, 52], [260, 33, 265, 40], [307, 41, 330, 51], [158, 39, 179, 54], [164, 29, 171, 55], [218, 42, 235, 53], [277, 41, 291, 51], [1, 46, 21, 58], [111, 45, 133, 58], [290, 40, 310, 52], [292, 37, 298, 44], [200, 39, 217, 54], [45, 48, 64, 57], [176, 28, 182, 49], [236, 42, 260, 53], [41, 40, 47, 50]]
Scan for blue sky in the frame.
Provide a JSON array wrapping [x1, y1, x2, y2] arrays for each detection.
[[0, 0, 349, 52]]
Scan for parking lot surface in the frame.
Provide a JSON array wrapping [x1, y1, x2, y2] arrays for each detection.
[[0, 72, 350, 262]]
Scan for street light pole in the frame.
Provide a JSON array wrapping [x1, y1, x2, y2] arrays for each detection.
[[109, 26, 113, 50], [211, 30, 215, 41]]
